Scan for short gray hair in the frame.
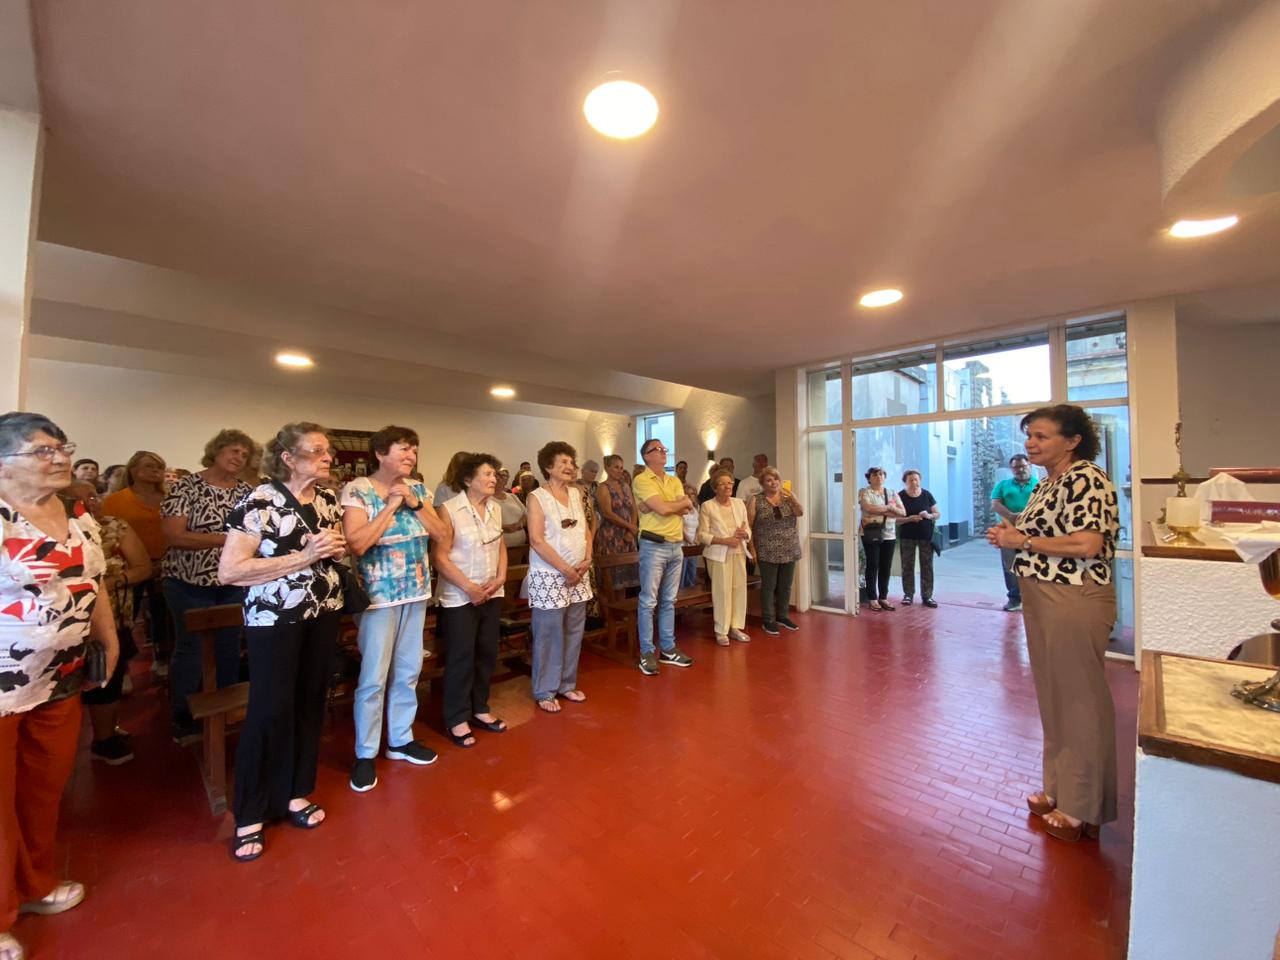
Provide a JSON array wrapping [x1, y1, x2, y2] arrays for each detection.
[[0, 411, 66, 456]]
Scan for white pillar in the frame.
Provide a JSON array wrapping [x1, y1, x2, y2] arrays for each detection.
[[0, 107, 41, 410]]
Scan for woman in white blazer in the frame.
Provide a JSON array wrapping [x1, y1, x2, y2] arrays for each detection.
[[697, 469, 752, 646]]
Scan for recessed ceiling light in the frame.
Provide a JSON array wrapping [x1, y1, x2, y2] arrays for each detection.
[[275, 351, 314, 368], [858, 288, 904, 308], [1168, 215, 1239, 238], [490, 386, 516, 399], [583, 81, 659, 139]]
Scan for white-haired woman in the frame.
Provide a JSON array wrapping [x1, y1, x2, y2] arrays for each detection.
[[218, 423, 346, 862]]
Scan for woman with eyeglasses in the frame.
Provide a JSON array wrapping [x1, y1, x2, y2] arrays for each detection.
[[103, 450, 170, 678], [218, 423, 347, 862], [525, 441, 593, 712], [1, 413, 121, 960], [432, 453, 508, 747], [746, 467, 804, 635]]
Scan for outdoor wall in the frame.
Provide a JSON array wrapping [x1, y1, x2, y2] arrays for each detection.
[[27, 358, 586, 484], [1176, 315, 1280, 475]]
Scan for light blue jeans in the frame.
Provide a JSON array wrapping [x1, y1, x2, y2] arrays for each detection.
[[638, 539, 684, 655], [353, 600, 427, 758]]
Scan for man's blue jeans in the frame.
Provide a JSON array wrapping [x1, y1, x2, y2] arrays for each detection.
[[1000, 547, 1021, 602], [638, 539, 683, 656]]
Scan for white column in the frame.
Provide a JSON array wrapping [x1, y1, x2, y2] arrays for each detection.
[[0, 107, 42, 410]]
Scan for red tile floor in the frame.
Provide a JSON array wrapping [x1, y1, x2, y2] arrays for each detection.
[[16, 604, 1136, 960]]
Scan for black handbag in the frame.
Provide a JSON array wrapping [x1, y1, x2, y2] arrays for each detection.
[[930, 528, 945, 557], [84, 640, 108, 685], [862, 522, 885, 542], [332, 560, 371, 615]]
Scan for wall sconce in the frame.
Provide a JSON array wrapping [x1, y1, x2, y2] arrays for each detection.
[[706, 450, 716, 461]]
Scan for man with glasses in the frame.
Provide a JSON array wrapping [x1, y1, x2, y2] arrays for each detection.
[[990, 453, 1038, 612], [632, 439, 695, 675]]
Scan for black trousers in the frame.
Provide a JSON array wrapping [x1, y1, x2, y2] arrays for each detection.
[[899, 538, 935, 601], [861, 537, 896, 601], [234, 612, 338, 827], [438, 599, 501, 729]]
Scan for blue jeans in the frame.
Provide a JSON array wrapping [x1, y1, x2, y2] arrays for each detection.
[[353, 601, 428, 758], [681, 555, 699, 588], [637, 539, 683, 655], [164, 578, 245, 727], [1000, 547, 1021, 602]]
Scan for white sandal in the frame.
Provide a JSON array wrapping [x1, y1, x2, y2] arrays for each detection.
[[0, 932, 24, 960], [19, 880, 85, 916]]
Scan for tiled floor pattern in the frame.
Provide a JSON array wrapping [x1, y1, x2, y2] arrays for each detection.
[[16, 603, 1135, 959]]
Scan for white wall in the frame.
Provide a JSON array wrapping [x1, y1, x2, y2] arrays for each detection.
[[1176, 316, 1280, 475], [27, 359, 586, 483], [1129, 750, 1280, 960]]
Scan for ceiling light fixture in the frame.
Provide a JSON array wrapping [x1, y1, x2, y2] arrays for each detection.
[[858, 288, 904, 308], [1168, 215, 1239, 238], [583, 80, 659, 139], [275, 351, 314, 368], [490, 386, 516, 399]]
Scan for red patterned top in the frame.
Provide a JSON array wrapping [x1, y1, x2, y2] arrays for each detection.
[[0, 496, 104, 717]]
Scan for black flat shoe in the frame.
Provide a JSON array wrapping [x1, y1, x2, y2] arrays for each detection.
[[471, 716, 507, 733], [286, 802, 324, 829]]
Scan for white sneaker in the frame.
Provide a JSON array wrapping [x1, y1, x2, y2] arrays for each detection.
[[729, 628, 751, 643]]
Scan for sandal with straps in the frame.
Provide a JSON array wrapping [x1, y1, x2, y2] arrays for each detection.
[[445, 724, 477, 746], [286, 802, 324, 829], [230, 829, 265, 862], [0, 932, 24, 960], [19, 881, 84, 916]]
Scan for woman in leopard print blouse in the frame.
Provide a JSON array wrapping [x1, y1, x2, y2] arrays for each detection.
[[986, 404, 1119, 844]]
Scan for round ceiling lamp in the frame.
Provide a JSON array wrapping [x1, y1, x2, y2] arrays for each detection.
[[275, 351, 314, 368], [490, 386, 516, 399], [1167, 215, 1239, 238], [858, 288, 904, 308], [583, 80, 659, 139]]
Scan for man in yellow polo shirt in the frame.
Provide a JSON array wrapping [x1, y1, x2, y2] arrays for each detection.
[[632, 438, 696, 675]]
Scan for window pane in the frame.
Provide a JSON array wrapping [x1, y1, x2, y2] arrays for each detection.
[[1067, 316, 1127, 401], [809, 538, 846, 609], [1083, 404, 1132, 550], [806, 431, 843, 534], [851, 349, 936, 420], [943, 333, 1050, 410], [807, 366, 842, 426], [1109, 556, 1134, 657]]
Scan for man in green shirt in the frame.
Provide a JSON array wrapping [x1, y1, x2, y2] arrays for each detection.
[[632, 439, 696, 675], [990, 453, 1038, 611]]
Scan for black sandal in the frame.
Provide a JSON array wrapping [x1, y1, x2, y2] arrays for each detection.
[[445, 725, 476, 747], [230, 829, 265, 862], [471, 716, 507, 733], [286, 803, 324, 829]]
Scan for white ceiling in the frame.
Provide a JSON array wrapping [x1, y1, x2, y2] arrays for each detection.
[[28, 1, 1280, 395]]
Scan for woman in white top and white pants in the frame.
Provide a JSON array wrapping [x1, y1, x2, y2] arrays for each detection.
[[525, 442, 593, 713], [697, 470, 752, 645], [431, 454, 508, 748]]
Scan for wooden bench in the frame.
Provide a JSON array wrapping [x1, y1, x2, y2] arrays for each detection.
[[184, 604, 250, 816], [589, 546, 761, 664]]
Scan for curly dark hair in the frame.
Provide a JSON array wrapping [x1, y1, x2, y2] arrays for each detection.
[[369, 425, 419, 462], [1020, 404, 1100, 462], [536, 441, 577, 480], [458, 452, 502, 488]]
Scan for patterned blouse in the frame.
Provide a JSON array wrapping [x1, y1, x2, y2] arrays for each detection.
[[525, 487, 594, 610], [160, 473, 253, 586], [99, 516, 136, 625], [339, 477, 432, 608], [594, 480, 637, 555], [749, 494, 802, 564], [1010, 460, 1119, 586], [1, 497, 104, 717], [224, 482, 344, 626]]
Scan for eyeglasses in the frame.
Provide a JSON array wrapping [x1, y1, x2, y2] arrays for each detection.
[[468, 507, 503, 545], [643, 445, 668, 455], [294, 445, 336, 459], [1, 442, 77, 462]]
